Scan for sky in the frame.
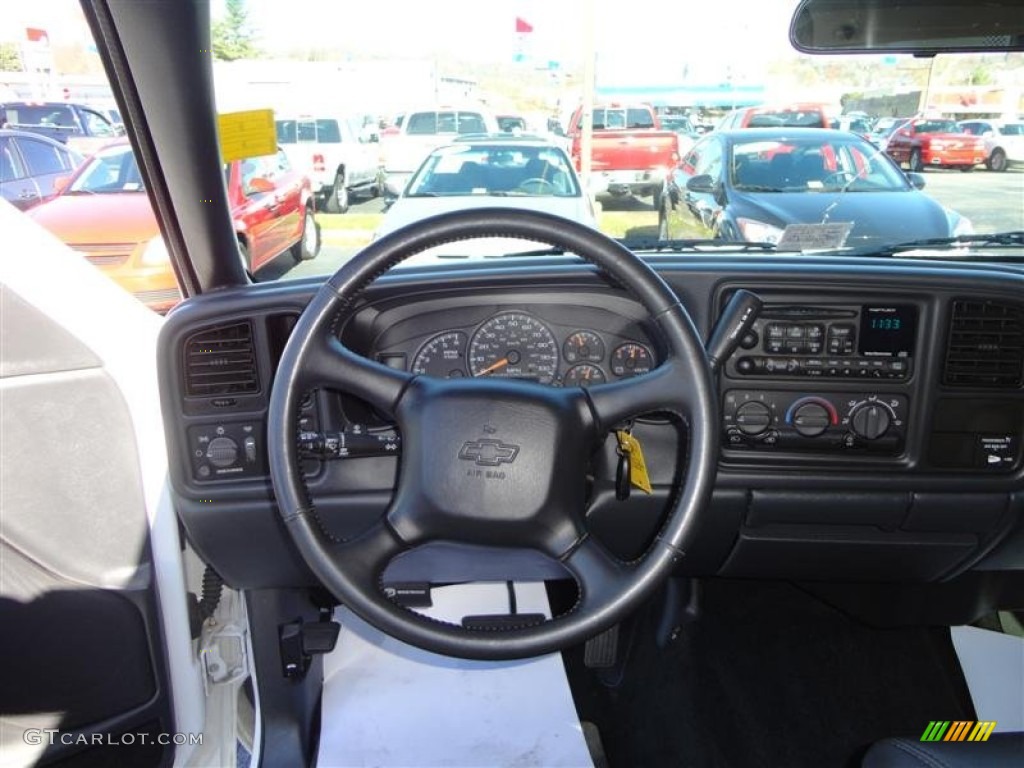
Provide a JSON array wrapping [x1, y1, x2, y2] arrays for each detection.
[[0, 0, 802, 88]]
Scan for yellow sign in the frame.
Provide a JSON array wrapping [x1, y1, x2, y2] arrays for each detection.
[[217, 109, 276, 164]]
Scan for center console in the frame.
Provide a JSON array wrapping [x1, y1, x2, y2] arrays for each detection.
[[720, 296, 919, 459]]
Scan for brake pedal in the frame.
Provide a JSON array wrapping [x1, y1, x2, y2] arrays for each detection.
[[584, 623, 620, 668]]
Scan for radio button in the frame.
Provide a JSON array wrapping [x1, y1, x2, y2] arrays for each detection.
[[736, 357, 756, 374]]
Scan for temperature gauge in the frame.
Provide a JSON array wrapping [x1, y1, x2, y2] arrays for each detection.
[[610, 342, 653, 377]]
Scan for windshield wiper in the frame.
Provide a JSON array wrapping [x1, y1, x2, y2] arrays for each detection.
[[618, 237, 780, 252], [874, 231, 1024, 255], [734, 185, 785, 193]]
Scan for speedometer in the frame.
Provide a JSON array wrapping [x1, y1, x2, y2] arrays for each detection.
[[468, 312, 559, 384]]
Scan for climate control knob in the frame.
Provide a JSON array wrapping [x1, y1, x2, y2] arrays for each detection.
[[791, 402, 831, 437], [735, 401, 772, 435], [850, 403, 892, 440]]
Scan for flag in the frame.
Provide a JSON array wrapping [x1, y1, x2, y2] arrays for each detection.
[[515, 17, 533, 34], [26, 28, 49, 45]]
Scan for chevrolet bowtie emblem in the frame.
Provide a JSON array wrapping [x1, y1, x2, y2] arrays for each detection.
[[459, 439, 520, 467]]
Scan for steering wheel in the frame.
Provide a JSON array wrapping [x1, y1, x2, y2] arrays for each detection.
[[821, 170, 859, 187], [517, 177, 557, 194], [268, 208, 717, 660]]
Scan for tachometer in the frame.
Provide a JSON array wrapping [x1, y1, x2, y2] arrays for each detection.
[[610, 342, 654, 377], [411, 331, 468, 378], [469, 312, 559, 384]]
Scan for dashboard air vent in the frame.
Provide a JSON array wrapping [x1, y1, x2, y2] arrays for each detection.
[[184, 321, 260, 397], [943, 300, 1023, 388]]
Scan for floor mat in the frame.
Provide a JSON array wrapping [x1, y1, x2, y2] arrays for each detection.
[[317, 582, 593, 768], [562, 579, 975, 768]]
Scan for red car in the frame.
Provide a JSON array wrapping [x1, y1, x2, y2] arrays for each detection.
[[885, 117, 986, 172], [28, 141, 319, 311]]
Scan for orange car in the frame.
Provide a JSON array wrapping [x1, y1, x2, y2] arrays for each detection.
[[28, 141, 319, 311]]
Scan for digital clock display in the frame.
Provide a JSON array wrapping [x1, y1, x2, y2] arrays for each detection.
[[859, 305, 917, 357], [870, 317, 902, 331]]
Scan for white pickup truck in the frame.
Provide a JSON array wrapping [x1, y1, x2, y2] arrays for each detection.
[[378, 107, 499, 196], [274, 115, 380, 213]]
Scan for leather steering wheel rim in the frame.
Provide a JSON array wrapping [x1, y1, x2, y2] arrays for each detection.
[[268, 207, 718, 660]]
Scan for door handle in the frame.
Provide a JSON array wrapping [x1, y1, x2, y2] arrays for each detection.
[[18, 191, 37, 200]]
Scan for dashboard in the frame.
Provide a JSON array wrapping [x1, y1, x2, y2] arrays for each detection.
[[157, 255, 1024, 589]]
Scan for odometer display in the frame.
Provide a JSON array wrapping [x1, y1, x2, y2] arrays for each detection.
[[469, 312, 559, 383]]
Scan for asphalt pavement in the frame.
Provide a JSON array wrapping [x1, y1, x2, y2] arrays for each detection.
[[260, 168, 1023, 283]]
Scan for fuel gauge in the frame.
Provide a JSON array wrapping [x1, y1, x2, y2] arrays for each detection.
[[563, 330, 605, 363], [610, 342, 653, 377]]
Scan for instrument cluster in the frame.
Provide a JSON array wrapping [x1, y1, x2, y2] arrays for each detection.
[[377, 309, 655, 387]]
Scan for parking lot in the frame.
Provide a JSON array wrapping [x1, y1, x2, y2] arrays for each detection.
[[260, 167, 1024, 282]]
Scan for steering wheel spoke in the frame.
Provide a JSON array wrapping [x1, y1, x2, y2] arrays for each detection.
[[582, 359, 693, 435], [302, 332, 413, 417], [331, 519, 413, 591], [560, 536, 633, 611]]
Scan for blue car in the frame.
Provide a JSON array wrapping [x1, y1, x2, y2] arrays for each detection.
[[659, 128, 970, 249]]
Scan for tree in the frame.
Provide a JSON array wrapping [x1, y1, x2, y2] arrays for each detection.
[[212, 0, 260, 61], [0, 42, 23, 72]]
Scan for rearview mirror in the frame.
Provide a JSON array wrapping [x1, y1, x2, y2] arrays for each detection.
[[246, 177, 274, 195], [905, 172, 926, 190], [52, 175, 71, 195], [686, 174, 716, 194], [790, 0, 1024, 55]]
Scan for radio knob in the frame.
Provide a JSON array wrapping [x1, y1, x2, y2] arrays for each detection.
[[206, 436, 239, 468], [791, 402, 831, 437], [850, 403, 892, 440], [735, 401, 772, 435]]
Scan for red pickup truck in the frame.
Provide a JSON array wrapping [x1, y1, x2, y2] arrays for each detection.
[[885, 117, 986, 172], [566, 104, 679, 206]]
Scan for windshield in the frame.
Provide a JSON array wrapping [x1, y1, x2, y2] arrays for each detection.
[[730, 135, 909, 192], [276, 118, 342, 144], [69, 145, 144, 193], [7, 0, 1023, 308], [405, 144, 580, 198], [747, 108, 827, 128], [913, 119, 961, 134]]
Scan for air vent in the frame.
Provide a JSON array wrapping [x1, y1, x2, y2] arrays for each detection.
[[184, 322, 260, 397], [944, 300, 1024, 388]]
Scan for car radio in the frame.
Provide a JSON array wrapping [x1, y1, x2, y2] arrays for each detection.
[[724, 303, 917, 381]]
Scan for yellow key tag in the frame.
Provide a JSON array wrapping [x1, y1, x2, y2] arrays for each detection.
[[615, 431, 653, 494]]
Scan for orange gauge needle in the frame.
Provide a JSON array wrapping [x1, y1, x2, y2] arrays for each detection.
[[476, 357, 509, 376]]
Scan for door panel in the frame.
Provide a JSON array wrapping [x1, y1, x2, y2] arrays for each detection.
[[0, 287, 176, 767]]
